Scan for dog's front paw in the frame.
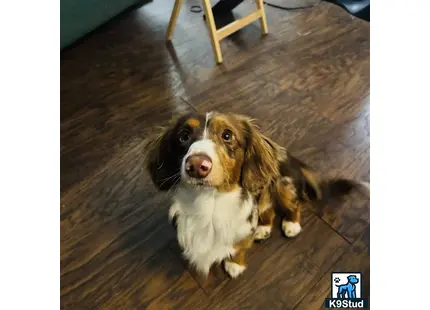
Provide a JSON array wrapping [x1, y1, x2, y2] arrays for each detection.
[[224, 261, 246, 279], [254, 225, 272, 241], [282, 221, 302, 237]]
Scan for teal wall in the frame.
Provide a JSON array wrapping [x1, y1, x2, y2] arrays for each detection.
[[61, 0, 140, 49]]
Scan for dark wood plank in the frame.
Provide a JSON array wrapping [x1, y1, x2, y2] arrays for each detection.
[[294, 225, 370, 310], [319, 194, 369, 244], [61, 244, 210, 309], [288, 103, 369, 243]]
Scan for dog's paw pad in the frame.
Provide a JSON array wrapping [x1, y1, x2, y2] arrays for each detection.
[[224, 261, 246, 278], [254, 225, 272, 241], [282, 221, 302, 237]]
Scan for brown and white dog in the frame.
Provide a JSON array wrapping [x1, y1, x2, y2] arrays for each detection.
[[145, 112, 369, 278]]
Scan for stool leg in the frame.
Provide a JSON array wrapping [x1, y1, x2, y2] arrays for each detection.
[[256, 0, 268, 35], [166, 0, 184, 41], [202, 0, 223, 63]]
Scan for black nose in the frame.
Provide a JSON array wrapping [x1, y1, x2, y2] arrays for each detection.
[[185, 154, 213, 178]]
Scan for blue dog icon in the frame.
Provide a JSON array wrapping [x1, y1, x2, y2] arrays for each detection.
[[336, 275, 359, 298]]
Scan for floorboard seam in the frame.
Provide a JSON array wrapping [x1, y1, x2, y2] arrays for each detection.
[[316, 215, 353, 244], [291, 244, 350, 310], [180, 96, 199, 112], [167, 241, 212, 298]]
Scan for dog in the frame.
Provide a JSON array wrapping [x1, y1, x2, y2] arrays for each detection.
[[145, 112, 369, 278], [336, 275, 359, 298]]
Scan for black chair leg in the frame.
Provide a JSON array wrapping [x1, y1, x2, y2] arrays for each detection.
[[203, 0, 245, 20]]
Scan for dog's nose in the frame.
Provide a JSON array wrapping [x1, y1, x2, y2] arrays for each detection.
[[185, 154, 212, 178]]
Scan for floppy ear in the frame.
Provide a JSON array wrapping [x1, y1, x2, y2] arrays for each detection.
[[240, 117, 285, 195], [144, 124, 180, 191]]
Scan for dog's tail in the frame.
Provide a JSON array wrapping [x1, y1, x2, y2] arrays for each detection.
[[298, 161, 370, 204]]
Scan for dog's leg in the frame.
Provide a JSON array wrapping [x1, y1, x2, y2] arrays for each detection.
[[254, 185, 275, 241], [224, 235, 253, 278], [275, 177, 302, 238], [338, 287, 346, 299]]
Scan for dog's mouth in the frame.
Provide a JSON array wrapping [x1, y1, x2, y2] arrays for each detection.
[[183, 178, 214, 189]]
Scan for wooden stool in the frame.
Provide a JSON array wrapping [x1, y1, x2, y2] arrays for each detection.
[[166, 0, 268, 64]]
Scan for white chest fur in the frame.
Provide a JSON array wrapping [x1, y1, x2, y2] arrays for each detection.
[[170, 186, 256, 275]]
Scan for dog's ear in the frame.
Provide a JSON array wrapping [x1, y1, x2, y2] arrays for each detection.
[[144, 127, 173, 190], [144, 118, 182, 191], [239, 116, 285, 195]]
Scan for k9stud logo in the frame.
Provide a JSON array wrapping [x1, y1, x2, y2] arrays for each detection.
[[325, 272, 369, 308]]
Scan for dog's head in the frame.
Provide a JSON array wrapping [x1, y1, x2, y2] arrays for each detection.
[[347, 275, 359, 284], [145, 112, 285, 194]]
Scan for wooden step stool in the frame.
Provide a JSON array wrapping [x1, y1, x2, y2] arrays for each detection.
[[166, 0, 268, 64]]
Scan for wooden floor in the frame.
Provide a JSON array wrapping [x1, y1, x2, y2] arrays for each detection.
[[60, 1, 369, 309]]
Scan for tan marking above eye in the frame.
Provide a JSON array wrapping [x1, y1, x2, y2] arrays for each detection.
[[187, 118, 200, 128]]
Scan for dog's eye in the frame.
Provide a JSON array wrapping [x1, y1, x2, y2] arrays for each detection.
[[178, 130, 191, 143], [221, 129, 233, 142]]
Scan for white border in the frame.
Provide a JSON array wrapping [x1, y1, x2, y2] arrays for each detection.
[[372, 1, 430, 308], [0, 2, 59, 309]]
